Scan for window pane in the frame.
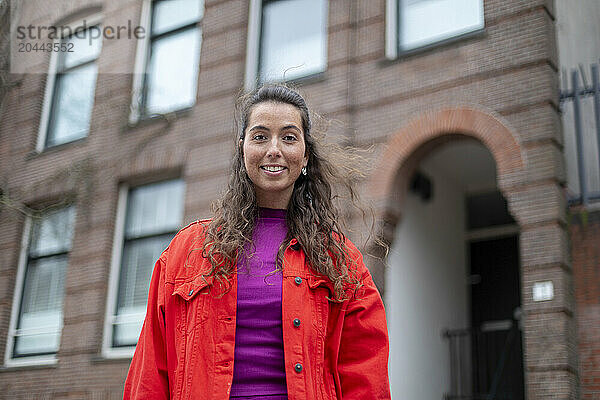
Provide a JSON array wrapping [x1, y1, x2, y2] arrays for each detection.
[[20, 256, 67, 315], [145, 28, 201, 115], [113, 318, 145, 347], [152, 0, 203, 36], [29, 207, 75, 257], [399, 0, 484, 51], [14, 255, 67, 356], [114, 234, 174, 346], [14, 330, 61, 356], [260, 0, 327, 82], [62, 26, 103, 70], [46, 63, 98, 147], [124, 180, 184, 238], [118, 235, 173, 310]]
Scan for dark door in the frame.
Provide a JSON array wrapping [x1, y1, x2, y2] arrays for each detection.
[[469, 235, 524, 399]]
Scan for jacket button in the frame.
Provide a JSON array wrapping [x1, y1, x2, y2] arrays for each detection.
[[294, 363, 303, 373], [188, 289, 194, 296], [294, 277, 302, 285], [293, 318, 301, 327]]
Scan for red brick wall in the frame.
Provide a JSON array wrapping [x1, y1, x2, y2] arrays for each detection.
[[570, 208, 600, 400]]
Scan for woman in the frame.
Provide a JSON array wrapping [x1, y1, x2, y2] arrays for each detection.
[[123, 84, 391, 399]]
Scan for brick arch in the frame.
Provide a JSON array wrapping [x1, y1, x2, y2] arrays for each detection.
[[364, 107, 526, 291], [370, 107, 525, 207]]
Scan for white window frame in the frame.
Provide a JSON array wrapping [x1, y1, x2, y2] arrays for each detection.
[[244, 0, 263, 90], [385, 0, 399, 59], [36, 14, 103, 152], [244, 0, 328, 90], [4, 218, 56, 367], [5, 208, 75, 367], [129, 0, 153, 125], [103, 185, 133, 358], [385, 0, 484, 60], [129, 0, 203, 124], [102, 181, 185, 358]]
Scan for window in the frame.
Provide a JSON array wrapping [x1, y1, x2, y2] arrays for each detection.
[[386, 0, 484, 57], [6, 207, 75, 363], [104, 180, 184, 354], [245, 0, 328, 88], [38, 23, 102, 150], [131, 0, 203, 120]]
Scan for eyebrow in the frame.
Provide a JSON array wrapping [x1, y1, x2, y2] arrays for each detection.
[[281, 125, 302, 133], [248, 124, 302, 134], [248, 125, 268, 133]]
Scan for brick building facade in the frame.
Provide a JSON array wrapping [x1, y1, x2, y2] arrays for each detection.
[[0, 0, 598, 398]]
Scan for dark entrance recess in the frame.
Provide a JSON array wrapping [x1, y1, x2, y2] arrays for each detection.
[[469, 236, 524, 400], [444, 191, 524, 400]]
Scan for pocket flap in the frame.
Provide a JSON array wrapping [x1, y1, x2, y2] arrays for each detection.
[[307, 274, 334, 291], [173, 274, 213, 301]]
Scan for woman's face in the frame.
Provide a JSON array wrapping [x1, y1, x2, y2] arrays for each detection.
[[241, 101, 308, 209]]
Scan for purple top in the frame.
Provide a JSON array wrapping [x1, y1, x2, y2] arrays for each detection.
[[230, 208, 288, 399]]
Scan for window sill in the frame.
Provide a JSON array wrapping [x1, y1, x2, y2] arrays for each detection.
[[126, 106, 194, 131], [379, 28, 486, 67], [90, 354, 134, 365], [1, 355, 58, 371], [27, 137, 88, 160], [259, 70, 327, 88], [99, 346, 135, 360]]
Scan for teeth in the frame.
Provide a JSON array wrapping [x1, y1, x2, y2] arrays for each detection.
[[262, 166, 285, 172]]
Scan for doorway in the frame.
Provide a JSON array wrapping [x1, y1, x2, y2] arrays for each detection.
[[468, 236, 525, 399], [386, 139, 525, 400]]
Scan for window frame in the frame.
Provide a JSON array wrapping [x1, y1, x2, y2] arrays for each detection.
[[36, 14, 102, 152], [5, 206, 76, 367], [385, 0, 485, 60], [129, 0, 203, 124], [102, 180, 185, 358], [244, 0, 329, 90]]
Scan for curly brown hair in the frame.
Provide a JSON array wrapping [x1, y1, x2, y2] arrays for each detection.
[[198, 83, 384, 301]]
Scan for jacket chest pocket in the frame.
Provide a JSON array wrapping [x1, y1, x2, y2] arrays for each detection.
[[173, 276, 211, 333], [308, 287, 330, 337], [307, 276, 333, 336], [172, 277, 212, 400]]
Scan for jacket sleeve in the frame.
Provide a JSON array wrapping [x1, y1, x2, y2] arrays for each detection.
[[338, 262, 391, 399], [123, 253, 169, 400]]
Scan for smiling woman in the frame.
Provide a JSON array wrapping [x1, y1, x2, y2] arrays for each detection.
[[123, 84, 391, 400]]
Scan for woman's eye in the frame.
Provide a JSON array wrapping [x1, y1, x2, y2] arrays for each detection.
[[283, 135, 297, 141], [253, 134, 267, 140]]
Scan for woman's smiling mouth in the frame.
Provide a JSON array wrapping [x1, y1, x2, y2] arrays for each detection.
[[260, 165, 286, 174]]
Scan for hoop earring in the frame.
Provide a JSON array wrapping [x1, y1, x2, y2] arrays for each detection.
[[301, 167, 307, 176]]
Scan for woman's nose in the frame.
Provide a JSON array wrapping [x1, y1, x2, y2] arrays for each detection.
[[266, 139, 282, 157]]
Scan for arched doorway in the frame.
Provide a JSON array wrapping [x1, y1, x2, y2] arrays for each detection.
[[385, 138, 524, 399], [369, 108, 548, 399]]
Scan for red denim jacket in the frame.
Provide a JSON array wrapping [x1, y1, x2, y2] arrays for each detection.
[[123, 220, 391, 399]]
